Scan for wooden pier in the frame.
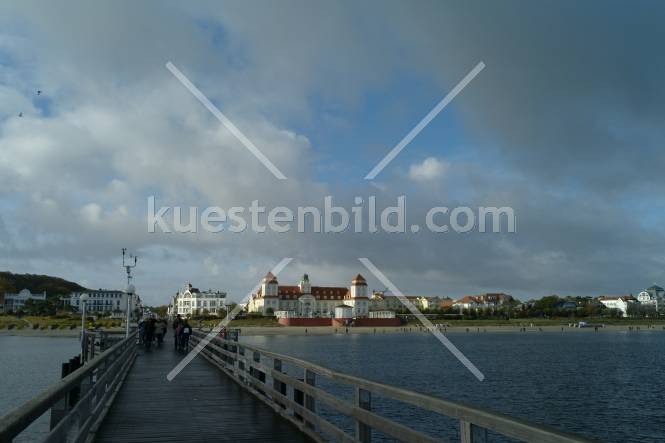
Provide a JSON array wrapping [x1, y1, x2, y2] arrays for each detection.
[[94, 333, 309, 443], [0, 328, 599, 443]]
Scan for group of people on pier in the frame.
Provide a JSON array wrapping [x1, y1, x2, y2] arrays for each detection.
[[172, 315, 192, 352], [138, 316, 168, 350]]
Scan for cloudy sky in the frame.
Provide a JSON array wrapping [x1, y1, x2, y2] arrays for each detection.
[[1, 1, 664, 306]]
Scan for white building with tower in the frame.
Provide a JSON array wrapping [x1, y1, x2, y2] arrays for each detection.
[[248, 272, 370, 318], [168, 283, 227, 318], [637, 284, 664, 312]]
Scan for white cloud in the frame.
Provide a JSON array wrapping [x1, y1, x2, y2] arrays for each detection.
[[408, 157, 449, 182], [203, 256, 220, 276]]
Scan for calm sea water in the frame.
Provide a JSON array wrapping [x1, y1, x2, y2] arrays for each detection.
[[0, 336, 80, 442], [241, 331, 665, 443], [1, 332, 663, 442]]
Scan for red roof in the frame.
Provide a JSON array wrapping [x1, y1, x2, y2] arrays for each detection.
[[258, 285, 350, 300]]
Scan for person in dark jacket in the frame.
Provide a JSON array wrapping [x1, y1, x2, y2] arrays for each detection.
[[173, 315, 182, 351], [180, 320, 192, 351]]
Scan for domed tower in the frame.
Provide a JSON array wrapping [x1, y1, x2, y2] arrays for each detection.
[[261, 272, 278, 297], [350, 274, 367, 298], [299, 273, 311, 295]]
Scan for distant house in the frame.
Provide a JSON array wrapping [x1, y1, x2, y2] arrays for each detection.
[[637, 284, 664, 312], [453, 296, 481, 310], [477, 293, 514, 306], [556, 300, 578, 310], [168, 283, 227, 318], [66, 289, 141, 318], [369, 293, 445, 311], [453, 293, 514, 311], [598, 296, 636, 317], [2, 289, 47, 313], [439, 297, 455, 309]]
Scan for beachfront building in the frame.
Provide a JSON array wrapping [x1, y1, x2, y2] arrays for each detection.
[[453, 296, 481, 310], [369, 292, 403, 311], [637, 285, 664, 312], [334, 305, 354, 318], [453, 293, 515, 311], [369, 292, 445, 311], [478, 293, 515, 306], [598, 296, 636, 317], [368, 310, 396, 319], [247, 273, 369, 318], [169, 283, 227, 318], [2, 289, 47, 313], [66, 289, 141, 318]]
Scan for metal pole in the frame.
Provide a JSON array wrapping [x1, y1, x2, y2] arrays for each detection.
[[80, 301, 86, 364], [125, 292, 131, 338]]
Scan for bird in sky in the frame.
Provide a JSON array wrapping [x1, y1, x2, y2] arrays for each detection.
[[18, 112, 23, 117], [37, 90, 42, 95]]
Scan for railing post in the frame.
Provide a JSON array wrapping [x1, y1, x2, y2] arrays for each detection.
[[460, 420, 487, 443], [49, 361, 71, 429], [273, 359, 286, 409], [356, 388, 371, 443], [304, 369, 316, 430], [252, 351, 265, 384]]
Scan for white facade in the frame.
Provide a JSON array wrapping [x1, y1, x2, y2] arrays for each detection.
[[638, 285, 664, 312], [247, 273, 370, 318], [369, 293, 404, 311], [2, 289, 47, 313], [274, 310, 298, 319], [369, 310, 396, 319], [599, 296, 634, 317], [169, 283, 227, 318], [334, 305, 354, 318], [637, 291, 658, 311], [67, 290, 139, 317]]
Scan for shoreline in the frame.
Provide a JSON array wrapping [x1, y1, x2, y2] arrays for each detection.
[[232, 323, 664, 336], [2, 324, 663, 338]]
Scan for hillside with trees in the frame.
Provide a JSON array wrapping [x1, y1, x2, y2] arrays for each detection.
[[0, 271, 87, 298]]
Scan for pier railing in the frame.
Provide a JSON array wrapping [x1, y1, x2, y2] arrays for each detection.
[[190, 330, 596, 443], [0, 331, 137, 443]]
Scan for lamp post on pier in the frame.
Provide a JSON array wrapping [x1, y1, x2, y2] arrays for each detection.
[[79, 293, 89, 363], [125, 284, 135, 338], [122, 248, 138, 338]]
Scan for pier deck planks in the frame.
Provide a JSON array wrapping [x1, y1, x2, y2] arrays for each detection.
[[94, 333, 310, 443]]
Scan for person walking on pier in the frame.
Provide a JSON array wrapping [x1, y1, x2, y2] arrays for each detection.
[[173, 315, 182, 351], [180, 319, 192, 351], [144, 317, 156, 350], [154, 318, 165, 347]]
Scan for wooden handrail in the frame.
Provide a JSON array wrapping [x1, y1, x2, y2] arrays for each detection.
[[191, 331, 598, 443], [0, 331, 137, 443]]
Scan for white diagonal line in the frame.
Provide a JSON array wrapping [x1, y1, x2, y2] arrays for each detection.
[[364, 61, 485, 180], [167, 257, 293, 381], [359, 257, 485, 381], [165, 61, 287, 180]]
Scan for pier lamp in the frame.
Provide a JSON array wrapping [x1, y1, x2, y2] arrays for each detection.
[[125, 284, 135, 338], [79, 293, 89, 363]]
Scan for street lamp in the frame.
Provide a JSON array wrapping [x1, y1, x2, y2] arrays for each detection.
[[125, 284, 135, 338], [79, 293, 89, 363]]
